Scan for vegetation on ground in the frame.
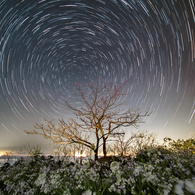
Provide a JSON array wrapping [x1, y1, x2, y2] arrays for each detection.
[[0, 135, 195, 195]]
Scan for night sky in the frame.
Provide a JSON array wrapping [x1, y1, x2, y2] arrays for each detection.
[[0, 0, 195, 155]]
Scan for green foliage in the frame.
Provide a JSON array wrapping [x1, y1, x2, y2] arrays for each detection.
[[164, 135, 195, 156], [135, 145, 171, 163], [33, 149, 42, 156]]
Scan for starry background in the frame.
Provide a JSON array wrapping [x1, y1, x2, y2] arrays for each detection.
[[0, 0, 195, 154]]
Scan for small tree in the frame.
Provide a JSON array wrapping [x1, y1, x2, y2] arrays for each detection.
[[51, 143, 71, 161], [22, 143, 43, 158], [129, 130, 158, 154], [164, 135, 195, 156], [3, 151, 14, 163], [110, 130, 140, 156], [25, 78, 149, 160], [108, 130, 157, 156]]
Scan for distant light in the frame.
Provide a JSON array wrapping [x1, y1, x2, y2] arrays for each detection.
[[0, 153, 4, 156], [75, 152, 87, 158]]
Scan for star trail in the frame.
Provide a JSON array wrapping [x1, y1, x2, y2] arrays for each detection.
[[0, 0, 195, 153]]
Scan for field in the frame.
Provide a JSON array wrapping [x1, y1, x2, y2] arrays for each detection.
[[0, 146, 195, 195]]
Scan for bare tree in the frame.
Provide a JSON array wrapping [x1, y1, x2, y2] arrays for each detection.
[[51, 143, 71, 161], [84, 146, 94, 160], [108, 130, 158, 156], [25, 78, 149, 160], [3, 151, 14, 163], [129, 130, 158, 153], [109, 129, 139, 156], [22, 143, 43, 158]]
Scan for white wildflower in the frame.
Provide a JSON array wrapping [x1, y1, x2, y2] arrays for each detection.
[[185, 179, 195, 193], [155, 159, 160, 164], [116, 171, 122, 185], [174, 180, 184, 195], [63, 189, 71, 195], [165, 168, 171, 172], [50, 174, 60, 187], [133, 165, 142, 176], [128, 177, 135, 184], [82, 189, 96, 195], [108, 184, 116, 192], [89, 167, 99, 181], [110, 161, 119, 174], [34, 172, 47, 186], [163, 188, 170, 195]]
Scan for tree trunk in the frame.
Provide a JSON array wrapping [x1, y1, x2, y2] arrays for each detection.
[[94, 137, 99, 160], [94, 152, 98, 161], [94, 145, 99, 160], [103, 138, 107, 157]]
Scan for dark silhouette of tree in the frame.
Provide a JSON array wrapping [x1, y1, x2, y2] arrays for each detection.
[[25, 78, 149, 160], [107, 130, 157, 156]]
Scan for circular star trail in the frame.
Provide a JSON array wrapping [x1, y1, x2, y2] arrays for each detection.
[[0, 0, 195, 149]]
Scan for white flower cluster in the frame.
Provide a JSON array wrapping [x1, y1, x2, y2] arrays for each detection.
[[50, 171, 61, 188], [34, 172, 47, 187], [110, 161, 119, 174], [1, 149, 195, 195], [82, 189, 96, 195], [175, 178, 195, 195]]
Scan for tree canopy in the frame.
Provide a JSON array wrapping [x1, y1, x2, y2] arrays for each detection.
[[25, 78, 150, 160]]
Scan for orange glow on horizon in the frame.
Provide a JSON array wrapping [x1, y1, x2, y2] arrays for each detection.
[[0, 153, 4, 156], [75, 152, 87, 158]]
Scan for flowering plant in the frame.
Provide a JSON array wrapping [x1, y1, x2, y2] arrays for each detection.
[[0, 145, 195, 195]]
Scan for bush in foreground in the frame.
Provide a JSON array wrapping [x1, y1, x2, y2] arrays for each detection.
[[0, 147, 195, 195]]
